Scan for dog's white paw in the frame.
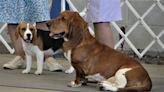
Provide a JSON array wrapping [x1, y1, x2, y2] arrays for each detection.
[[34, 70, 42, 75], [65, 66, 74, 74], [67, 81, 81, 87], [22, 69, 30, 74], [97, 81, 118, 91], [97, 82, 109, 91]]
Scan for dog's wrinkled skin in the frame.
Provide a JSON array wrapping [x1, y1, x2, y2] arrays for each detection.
[[49, 11, 152, 92]]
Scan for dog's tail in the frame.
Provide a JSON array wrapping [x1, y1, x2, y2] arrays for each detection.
[[118, 76, 152, 92]]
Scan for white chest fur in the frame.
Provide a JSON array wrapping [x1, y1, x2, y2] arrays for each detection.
[[22, 40, 41, 55]]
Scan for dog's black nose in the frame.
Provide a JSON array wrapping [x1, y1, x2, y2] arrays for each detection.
[[27, 33, 31, 38]]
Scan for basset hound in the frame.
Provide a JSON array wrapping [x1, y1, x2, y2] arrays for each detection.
[[49, 11, 152, 91], [15, 23, 64, 75]]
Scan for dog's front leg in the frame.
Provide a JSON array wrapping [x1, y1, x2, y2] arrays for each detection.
[[22, 54, 32, 74], [64, 50, 74, 74], [35, 51, 44, 75], [67, 70, 82, 87]]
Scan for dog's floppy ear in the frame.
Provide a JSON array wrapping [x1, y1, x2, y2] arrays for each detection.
[[63, 12, 87, 51], [46, 19, 54, 29], [63, 25, 83, 51], [31, 25, 38, 45], [15, 24, 21, 40]]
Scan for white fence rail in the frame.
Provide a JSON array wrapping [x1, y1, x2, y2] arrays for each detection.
[[115, 0, 164, 58], [0, 24, 15, 54]]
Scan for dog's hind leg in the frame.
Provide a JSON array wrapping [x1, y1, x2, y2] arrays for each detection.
[[98, 68, 132, 91]]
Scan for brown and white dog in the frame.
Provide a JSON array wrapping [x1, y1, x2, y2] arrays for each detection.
[[16, 23, 64, 75], [49, 11, 152, 91]]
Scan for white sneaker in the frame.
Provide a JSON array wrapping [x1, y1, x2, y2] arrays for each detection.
[[65, 66, 74, 74], [44, 57, 63, 72], [3, 56, 25, 69]]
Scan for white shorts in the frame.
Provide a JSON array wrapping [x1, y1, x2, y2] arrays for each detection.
[[87, 0, 122, 23]]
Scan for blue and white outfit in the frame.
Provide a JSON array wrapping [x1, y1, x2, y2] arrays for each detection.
[[0, 0, 50, 23]]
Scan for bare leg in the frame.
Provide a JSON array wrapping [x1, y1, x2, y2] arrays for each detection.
[[8, 24, 24, 57], [3, 24, 24, 69], [93, 22, 114, 48]]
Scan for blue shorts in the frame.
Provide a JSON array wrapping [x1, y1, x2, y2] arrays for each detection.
[[50, 0, 69, 19]]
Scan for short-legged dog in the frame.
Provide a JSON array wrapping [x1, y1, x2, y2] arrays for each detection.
[[49, 11, 152, 91]]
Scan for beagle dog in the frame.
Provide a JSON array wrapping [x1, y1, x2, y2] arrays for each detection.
[[49, 11, 152, 91], [16, 23, 64, 75]]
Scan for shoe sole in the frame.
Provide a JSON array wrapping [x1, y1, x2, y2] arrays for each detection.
[[3, 67, 14, 70], [52, 69, 63, 72]]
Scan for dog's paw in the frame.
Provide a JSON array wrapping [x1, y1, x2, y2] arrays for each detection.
[[22, 69, 30, 74], [67, 81, 81, 87], [65, 66, 74, 74], [34, 70, 42, 75], [97, 82, 107, 91], [97, 81, 117, 91]]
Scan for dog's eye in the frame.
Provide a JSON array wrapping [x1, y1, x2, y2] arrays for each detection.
[[30, 28, 34, 31], [21, 28, 26, 31], [61, 16, 66, 21]]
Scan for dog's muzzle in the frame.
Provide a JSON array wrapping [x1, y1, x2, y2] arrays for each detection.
[[24, 33, 32, 43], [49, 32, 65, 39]]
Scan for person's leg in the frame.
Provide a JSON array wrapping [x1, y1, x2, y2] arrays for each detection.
[[93, 22, 114, 48], [3, 24, 25, 69], [50, 0, 70, 19], [8, 24, 24, 56]]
